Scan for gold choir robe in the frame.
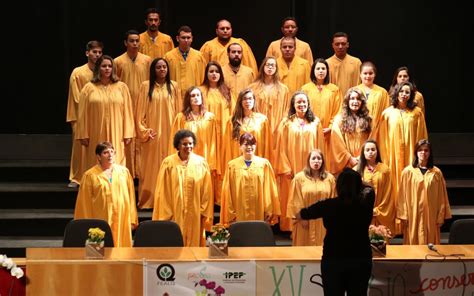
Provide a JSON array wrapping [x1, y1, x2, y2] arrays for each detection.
[[248, 82, 290, 137], [222, 64, 255, 98], [357, 83, 390, 135], [361, 162, 395, 233], [76, 82, 135, 181], [74, 164, 138, 247], [415, 91, 425, 114], [220, 156, 280, 226], [152, 153, 214, 247], [326, 54, 362, 97], [329, 114, 370, 175], [377, 106, 428, 201], [164, 48, 206, 93], [266, 37, 314, 65], [114, 52, 152, 177], [397, 166, 452, 245], [66, 63, 93, 184], [169, 112, 218, 172], [287, 172, 336, 246], [301, 82, 342, 157], [135, 81, 181, 208], [275, 116, 325, 231], [139, 31, 174, 59], [277, 56, 311, 95], [199, 37, 258, 74], [223, 112, 272, 166]]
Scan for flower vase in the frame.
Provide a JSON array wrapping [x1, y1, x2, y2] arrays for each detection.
[[208, 241, 228, 258], [85, 240, 105, 259], [370, 240, 386, 257]]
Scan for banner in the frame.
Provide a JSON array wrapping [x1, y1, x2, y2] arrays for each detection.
[[144, 261, 256, 295]]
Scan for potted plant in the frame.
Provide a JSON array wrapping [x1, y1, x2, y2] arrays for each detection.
[[208, 224, 230, 258], [85, 227, 106, 259], [369, 224, 392, 257]]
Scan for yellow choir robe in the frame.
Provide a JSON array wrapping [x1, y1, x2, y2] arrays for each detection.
[[326, 54, 362, 97], [287, 172, 336, 246], [114, 52, 152, 177], [248, 81, 290, 138], [397, 166, 452, 245], [74, 164, 138, 247], [301, 82, 342, 157], [220, 156, 280, 226], [222, 64, 255, 98], [377, 106, 428, 201], [139, 31, 174, 59], [415, 91, 425, 114], [135, 80, 181, 209], [277, 56, 311, 95], [329, 114, 370, 175], [76, 82, 135, 181], [199, 37, 258, 74], [152, 153, 214, 247], [66, 63, 93, 184], [164, 47, 206, 93], [275, 116, 325, 231], [169, 112, 218, 172], [361, 162, 395, 233], [266, 37, 314, 65], [357, 83, 390, 135], [223, 112, 271, 165]]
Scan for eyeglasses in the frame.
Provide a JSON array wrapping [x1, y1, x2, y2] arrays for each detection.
[[264, 63, 276, 68]]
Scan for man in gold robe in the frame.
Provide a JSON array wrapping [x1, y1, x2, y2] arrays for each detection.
[[277, 37, 311, 95], [200, 19, 258, 74], [164, 26, 206, 95], [138, 8, 174, 59], [326, 32, 362, 97], [266, 17, 313, 65], [74, 142, 138, 247], [222, 43, 255, 98]]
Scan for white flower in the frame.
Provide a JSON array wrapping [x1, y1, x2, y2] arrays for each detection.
[[11, 266, 24, 279], [2, 258, 14, 269], [0, 254, 5, 264]]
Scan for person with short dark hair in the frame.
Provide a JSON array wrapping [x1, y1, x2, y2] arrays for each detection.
[[266, 17, 313, 65], [295, 168, 375, 295], [164, 26, 206, 93], [74, 142, 138, 247], [397, 139, 452, 244], [66, 40, 104, 187], [326, 32, 362, 97], [388, 66, 425, 114], [139, 8, 174, 59], [277, 36, 311, 95], [220, 133, 280, 226], [200, 19, 258, 73], [152, 130, 214, 247], [222, 43, 255, 98]]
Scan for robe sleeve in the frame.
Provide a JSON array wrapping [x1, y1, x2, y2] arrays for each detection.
[[263, 160, 281, 224], [435, 170, 452, 224], [199, 161, 214, 231], [396, 169, 409, 221], [121, 83, 135, 139], [75, 85, 91, 140], [219, 163, 236, 227], [74, 172, 94, 218], [274, 119, 292, 175], [287, 175, 304, 218], [152, 159, 174, 220], [126, 169, 138, 227], [135, 82, 152, 141], [329, 117, 351, 173]]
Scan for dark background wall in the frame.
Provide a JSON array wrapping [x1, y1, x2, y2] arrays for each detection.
[[3, 0, 472, 134]]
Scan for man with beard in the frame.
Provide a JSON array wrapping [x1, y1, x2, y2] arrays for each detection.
[[200, 19, 258, 74], [164, 25, 206, 94], [66, 40, 104, 187], [277, 36, 311, 95], [139, 8, 174, 59], [266, 17, 314, 65], [222, 43, 255, 98]]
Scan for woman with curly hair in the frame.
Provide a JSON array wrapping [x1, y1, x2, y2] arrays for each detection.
[[329, 87, 372, 175]]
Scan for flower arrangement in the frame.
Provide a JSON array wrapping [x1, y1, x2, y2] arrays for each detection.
[[0, 254, 24, 279], [194, 279, 226, 296], [210, 224, 230, 243], [87, 227, 105, 246], [369, 224, 392, 257]]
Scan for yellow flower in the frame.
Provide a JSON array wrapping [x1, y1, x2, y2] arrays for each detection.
[[87, 227, 105, 243], [210, 224, 230, 242]]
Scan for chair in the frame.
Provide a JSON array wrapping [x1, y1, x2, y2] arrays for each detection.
[[448, 218, 474, 244], [63, 218, 114, 247], [228, 220, 276, 247], [133, 220, 184, 247]]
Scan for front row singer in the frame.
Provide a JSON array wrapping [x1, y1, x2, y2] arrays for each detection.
[[295, 168, 375, 296]]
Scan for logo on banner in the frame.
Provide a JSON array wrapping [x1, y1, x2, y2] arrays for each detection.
[[156, 263, 176, 285], [223, 271, 247, 283]]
